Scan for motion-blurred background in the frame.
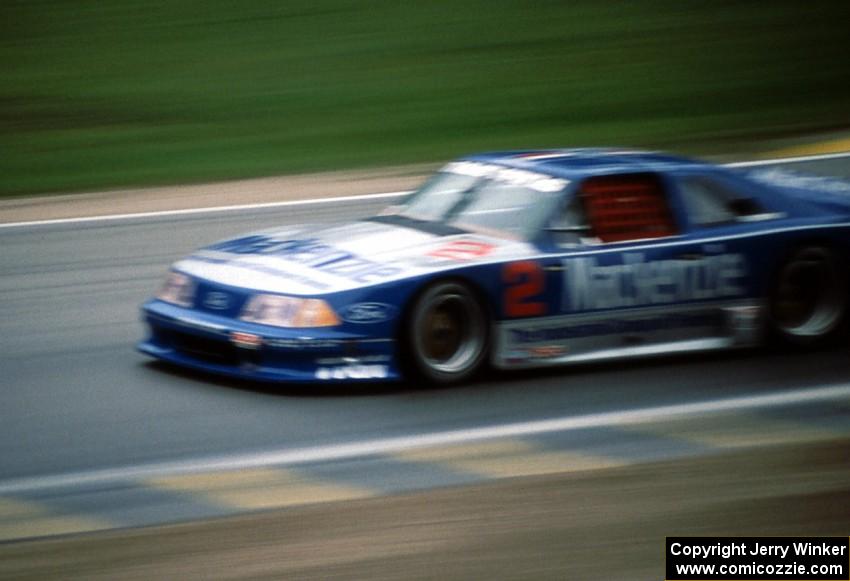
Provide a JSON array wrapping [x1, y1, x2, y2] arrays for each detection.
[[2, 0, 849, 196]]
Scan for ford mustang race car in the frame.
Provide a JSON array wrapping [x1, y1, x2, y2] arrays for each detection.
[[138, 149, 850, 384]]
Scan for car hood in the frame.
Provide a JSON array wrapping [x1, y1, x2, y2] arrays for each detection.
[[174, 217, 536, 295]]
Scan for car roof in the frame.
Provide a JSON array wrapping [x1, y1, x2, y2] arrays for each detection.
[[464, 148, 717, 181]]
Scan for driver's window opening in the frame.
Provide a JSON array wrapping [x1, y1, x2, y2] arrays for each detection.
[[579, 174, 677, 243]]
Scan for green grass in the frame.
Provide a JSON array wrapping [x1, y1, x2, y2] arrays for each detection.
[[2, 0, 849, 196]]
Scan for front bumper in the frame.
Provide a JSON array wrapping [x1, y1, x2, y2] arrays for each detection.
[[138, 300, 399, 383]]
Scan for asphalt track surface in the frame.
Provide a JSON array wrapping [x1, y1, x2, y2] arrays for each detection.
[[2, 155, 849, 487]]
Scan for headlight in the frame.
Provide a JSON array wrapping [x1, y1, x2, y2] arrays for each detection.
[[240, 294, 340, 328], [156, 271, 195, 307]]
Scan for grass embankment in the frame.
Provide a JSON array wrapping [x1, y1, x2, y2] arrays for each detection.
[[2, 1, 849, 196]]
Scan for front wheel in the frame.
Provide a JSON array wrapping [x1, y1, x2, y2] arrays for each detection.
[[769, 246, 847, 345], [406, 281, 489, 384]]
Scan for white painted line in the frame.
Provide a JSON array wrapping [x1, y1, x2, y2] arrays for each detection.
[[2, 150, 850, 230], [1, 383, 847, 494], [0, 190, 411, 230]]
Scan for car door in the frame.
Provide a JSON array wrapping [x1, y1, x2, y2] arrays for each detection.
[[496, 171, 752, 367]]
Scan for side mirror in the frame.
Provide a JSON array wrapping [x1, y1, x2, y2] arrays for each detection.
[[727, 198, 761, 216]]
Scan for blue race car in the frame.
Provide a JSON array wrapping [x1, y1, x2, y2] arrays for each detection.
[[138, 149, 850, 384]]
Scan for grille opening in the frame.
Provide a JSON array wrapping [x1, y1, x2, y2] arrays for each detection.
[[167, 330, 241, 366]]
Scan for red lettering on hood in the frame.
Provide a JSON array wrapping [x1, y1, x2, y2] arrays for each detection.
[[428, 240, 494, 261]]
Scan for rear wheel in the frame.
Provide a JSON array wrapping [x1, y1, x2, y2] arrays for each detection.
[[769, 246, 847, 345], [406, 281, 488, 384]]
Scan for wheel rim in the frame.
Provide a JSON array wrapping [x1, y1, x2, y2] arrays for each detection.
[[415, 286, 485, 376], [773, 249, 845, 337]]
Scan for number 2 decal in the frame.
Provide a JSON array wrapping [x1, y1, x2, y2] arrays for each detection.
[[502, 261, 546, 317]]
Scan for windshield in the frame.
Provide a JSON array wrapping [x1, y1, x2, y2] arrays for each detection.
[[399, 161, 568, 238]]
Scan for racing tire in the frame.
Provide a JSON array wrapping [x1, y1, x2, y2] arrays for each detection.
[[405, 281, 489, 384], [768, 246, 848, 346]]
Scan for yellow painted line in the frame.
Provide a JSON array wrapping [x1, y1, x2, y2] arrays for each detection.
[[763, 137, 850, 159], [0, 497, 110, 541], [148, 467, 375, 511], [627, 413, 843, 450], [397, 438, 624, 479]]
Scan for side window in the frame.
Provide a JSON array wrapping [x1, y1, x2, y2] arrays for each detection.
[[677, 175, 763, 227], [579, 173, 678, 243]]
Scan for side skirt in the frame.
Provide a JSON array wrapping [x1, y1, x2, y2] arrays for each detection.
[[492, 301, 764, 370]]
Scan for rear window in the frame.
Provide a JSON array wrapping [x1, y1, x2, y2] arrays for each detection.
[[676, 175, 763, 226], [579, 174, 677, 243]]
